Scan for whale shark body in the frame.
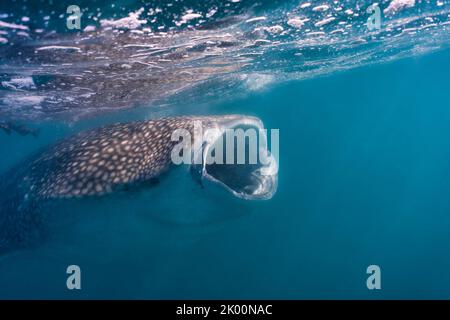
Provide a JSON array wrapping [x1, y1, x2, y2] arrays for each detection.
[[0, 115, 278, 253]]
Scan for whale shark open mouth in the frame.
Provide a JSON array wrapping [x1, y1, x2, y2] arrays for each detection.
[[192, 116, 278, 200]]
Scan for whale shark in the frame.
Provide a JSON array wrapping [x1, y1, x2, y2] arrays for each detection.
[[0, 115, 278, 253]]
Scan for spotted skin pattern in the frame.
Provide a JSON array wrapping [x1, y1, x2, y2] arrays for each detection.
[[0, 115, 244, 251], [18, 116, 234, 200], [27, 119, 179, 199]]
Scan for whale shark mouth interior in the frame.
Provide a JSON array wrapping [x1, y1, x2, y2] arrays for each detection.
[[204, 162, 274, 199], [196, 117, 278, 200]]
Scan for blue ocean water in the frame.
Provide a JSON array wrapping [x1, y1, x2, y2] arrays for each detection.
[[1, 0, 450, 299]]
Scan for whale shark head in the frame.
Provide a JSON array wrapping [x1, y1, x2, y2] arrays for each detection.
[[189, 115, 278, 200]]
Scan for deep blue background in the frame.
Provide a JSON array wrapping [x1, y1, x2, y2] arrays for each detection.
[[1, 44, 450, 298]]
